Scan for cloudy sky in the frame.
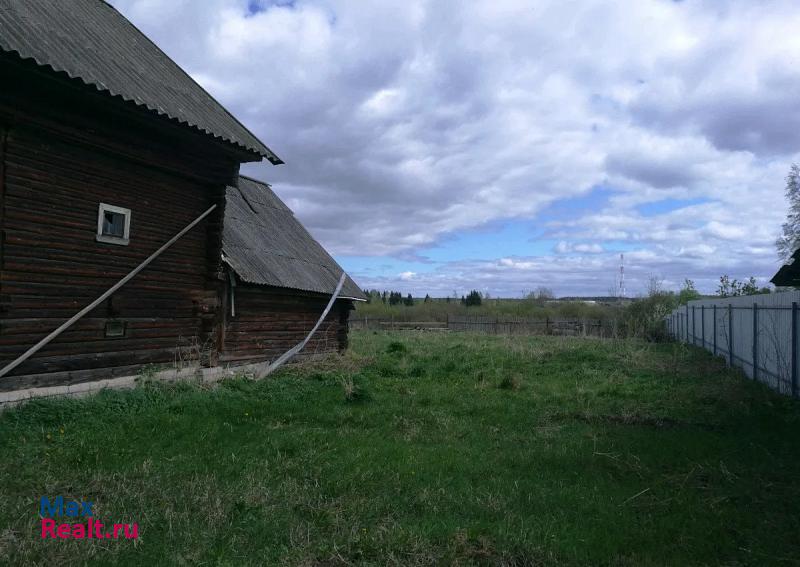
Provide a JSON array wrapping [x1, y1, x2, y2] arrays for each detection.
[[112, 0, 799, 297]]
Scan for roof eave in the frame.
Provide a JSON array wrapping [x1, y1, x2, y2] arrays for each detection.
[[0, 48, 283, 164]]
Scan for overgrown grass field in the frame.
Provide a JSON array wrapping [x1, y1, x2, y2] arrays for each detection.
[[1, 332, 799, 565], [353, 297, 617, 323]]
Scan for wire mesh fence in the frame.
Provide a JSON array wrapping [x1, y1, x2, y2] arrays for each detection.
[[666, 291, 799, 398]]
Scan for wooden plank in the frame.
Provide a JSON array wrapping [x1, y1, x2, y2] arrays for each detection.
[[0, 124, 7, 313], [0, 363, 147, 392], [2, 347, 179, 379]]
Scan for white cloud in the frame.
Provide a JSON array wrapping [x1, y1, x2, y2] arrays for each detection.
[[109, 0, 798, 294], [555, 242, 604, 254]]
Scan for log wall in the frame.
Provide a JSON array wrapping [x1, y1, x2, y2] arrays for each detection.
[[0, 57, 242, 392], [221, 284, 352, 364], [0, 55, 354, 392]]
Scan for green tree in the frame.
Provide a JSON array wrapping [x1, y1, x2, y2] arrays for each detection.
[[364, 289, 383, 304], [718, 275, 737, 297], [718, 276, 768, 297], [526, 286, 554, 306], [621, 281, 677, 341], [404, 293, 414, 306], [777, 163, 800, 261], [678, 279, 700, 304], [740, 277, 759, 296], [465, 290, 482, 307]]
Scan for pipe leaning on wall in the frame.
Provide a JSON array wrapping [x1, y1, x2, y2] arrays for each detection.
[[254, 271, 347, 379], [0, 204, 218, 380]]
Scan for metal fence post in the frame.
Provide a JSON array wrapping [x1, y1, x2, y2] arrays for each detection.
[[728, 303, 733, 367], [752, 302, 758, 382], [701, 305, 705, 349], [692, 306, 696, 346], [713, 304, 717, 356], [792, 302, 798, 398], [686, 304, 690, 343]]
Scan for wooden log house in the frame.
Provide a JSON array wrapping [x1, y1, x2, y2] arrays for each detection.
[[0, 1, 365, 392]]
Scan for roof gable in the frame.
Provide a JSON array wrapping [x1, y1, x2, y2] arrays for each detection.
[[0, 0, 281, 163], [223, 177, 365, 300], [772, 249, 800, 287]]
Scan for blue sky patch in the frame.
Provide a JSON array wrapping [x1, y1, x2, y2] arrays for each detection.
[[636, 197, 711, 217], [420, 220, 555, 262], [247, 0, 296, 16], [539, 186, 616, 221]]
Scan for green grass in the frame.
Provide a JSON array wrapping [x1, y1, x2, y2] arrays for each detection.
[[1, 332, 799, 565]]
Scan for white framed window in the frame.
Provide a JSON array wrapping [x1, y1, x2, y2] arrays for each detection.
[[96, 203, 131, 245]]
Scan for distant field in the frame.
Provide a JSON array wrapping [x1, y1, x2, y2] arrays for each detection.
[[1, 332, 799, 565], [353, 297, 620, 323]]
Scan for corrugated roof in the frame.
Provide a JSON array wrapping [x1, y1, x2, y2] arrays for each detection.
[[223, 176, 366, 300], [0, 0, 281, 163], [771, 249, 800, 287]]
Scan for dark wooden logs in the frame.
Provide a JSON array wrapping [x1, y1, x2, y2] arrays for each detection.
[[0, 55, 355, 392], [0, 67, 236, 390], [221, 285, 352, 363]]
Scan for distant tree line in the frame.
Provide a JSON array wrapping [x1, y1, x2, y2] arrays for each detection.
[[362, 289, 491, 307], [364, 290, 414, 306]]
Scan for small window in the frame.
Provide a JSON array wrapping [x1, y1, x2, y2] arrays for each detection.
[[96, 203, 131, 245], [104, 320, 127, 338]]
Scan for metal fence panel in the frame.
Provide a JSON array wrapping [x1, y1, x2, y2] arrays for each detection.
[[666, 291, 800, 398]]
